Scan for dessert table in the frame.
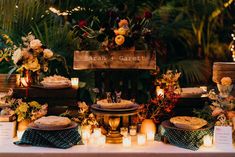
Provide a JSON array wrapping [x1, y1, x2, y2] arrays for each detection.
[[0, 139, 234, 157]]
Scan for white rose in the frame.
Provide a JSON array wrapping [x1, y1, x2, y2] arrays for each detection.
[[30, 39, 42, 50], [12, 48, 23, 64], [43, 49, 53, 59]]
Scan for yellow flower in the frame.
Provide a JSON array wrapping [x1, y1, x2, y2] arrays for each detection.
[[17, 103, 29, 113], [118, 19, 128, 28], [23, 58, 40, 72], [117, 27, 127, 35], [29, 101, 41, 109], [115, 35, 125, 45]]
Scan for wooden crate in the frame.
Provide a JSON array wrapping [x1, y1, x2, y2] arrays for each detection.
[[0, 74, 16, 92], [212, 62, 235, 84]]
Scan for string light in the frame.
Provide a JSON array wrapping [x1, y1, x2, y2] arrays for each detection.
[[48, 6, 93, 16], [230, 33, 235, 61]]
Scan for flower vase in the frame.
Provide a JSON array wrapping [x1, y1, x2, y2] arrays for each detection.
[[140, 119, 157, 135], [18, 119, 32, 131]]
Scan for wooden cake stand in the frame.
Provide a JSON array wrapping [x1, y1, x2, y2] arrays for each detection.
[[91, 104, 139, 144]]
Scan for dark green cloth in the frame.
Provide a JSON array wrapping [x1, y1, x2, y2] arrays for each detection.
[[14, 128, 82, 149], [158, 122, 213, 151]]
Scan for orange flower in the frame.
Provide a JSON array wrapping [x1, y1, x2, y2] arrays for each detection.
[[115, 35, 125, 45], [118, 19, 128, 27]]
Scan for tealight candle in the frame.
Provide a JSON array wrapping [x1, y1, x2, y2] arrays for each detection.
[[17, 130, 25, 140], [120, 127, 128, 137], [156, 87, 164, 98], [129, 125, 137, 136], [98, 135, 106, 145], [203, 135, 213, 147], [123, 135, 131, 147], [146, 131, 155, 141], [20, 77, 30, 87], [71, 78, 79, 89], [137, 134, 146, 145], [16, 74, 21, 87], [93, 128, 102, 138]]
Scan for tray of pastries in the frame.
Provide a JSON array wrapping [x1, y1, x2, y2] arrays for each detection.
[[169, 116, 208, 130], [28, 116, 77, 131]]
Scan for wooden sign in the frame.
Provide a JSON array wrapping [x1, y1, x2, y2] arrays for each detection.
[[73, 50, 156, 70]]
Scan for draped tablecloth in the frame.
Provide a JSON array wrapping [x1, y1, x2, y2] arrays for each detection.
[[0, 139, 234, 157]]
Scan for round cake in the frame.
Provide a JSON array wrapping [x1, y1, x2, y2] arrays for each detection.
[[170, 116, 207, 130], [97, 99, 134, 109], [34, 116, 71, 129]]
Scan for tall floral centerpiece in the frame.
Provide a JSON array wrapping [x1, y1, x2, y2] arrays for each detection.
[[139, 70, 181, 134], [11, 33, 54, 85]]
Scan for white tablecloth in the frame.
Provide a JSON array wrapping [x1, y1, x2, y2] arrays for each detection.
[[0, 140, 235, 157]]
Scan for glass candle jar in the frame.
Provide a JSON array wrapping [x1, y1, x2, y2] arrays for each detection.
[[129, 125, 137, 136]]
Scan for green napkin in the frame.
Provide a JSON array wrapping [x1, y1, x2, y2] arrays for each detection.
[[158, 123, 213, 151], [14, 128, 82, 149]]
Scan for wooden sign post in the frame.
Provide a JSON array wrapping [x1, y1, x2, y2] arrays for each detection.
[[73, 50, 156, 70]]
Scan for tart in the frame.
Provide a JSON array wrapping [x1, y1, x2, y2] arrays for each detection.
[[34, 116, 71, 129], [170, 116, 207, 130], [97, 99, 134, 109]]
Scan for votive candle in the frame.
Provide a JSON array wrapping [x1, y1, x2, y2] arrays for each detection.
[[17, 130, 25, 140], [129, 125, 137, 136], [203, 135, 213, 147], [98, 135, 106, 145], [137, 134, 146, 145], [93, 128, 102, 138], [71, 78, 79, 89], [147, 131, 155, 141], [156, 87, 164, 97], [120, 127, 128, 137], [16, 74, 21, 87], [123, 135, 131, 147]]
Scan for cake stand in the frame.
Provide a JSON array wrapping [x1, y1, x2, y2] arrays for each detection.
[[91, 104, 139, 144]]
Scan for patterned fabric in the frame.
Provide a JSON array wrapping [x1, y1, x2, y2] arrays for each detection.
[[14, 128, 82, 149], [158, 121, 213, 151]]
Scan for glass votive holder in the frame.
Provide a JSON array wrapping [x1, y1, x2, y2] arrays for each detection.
[[123, 135, 131, 147], [120, 127, 128, 137], [17, 130, 25, 140], [93, 128, 102, 138], [137, 133, 146, 145], [129, 125, 137, 136], [71, 78, 79, 89], [146, 131, 155, 141], [203, 135, 213, 147], [98, 134, 106, 145]]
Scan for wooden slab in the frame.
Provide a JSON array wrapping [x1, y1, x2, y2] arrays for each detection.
[[73, 50, 156, 70], [0, 74, 16, 92], [212, 62, 235, 83]]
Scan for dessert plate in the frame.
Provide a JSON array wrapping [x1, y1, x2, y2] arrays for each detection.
[[91, 104, 139, 112], [28, 121, 77, 131]]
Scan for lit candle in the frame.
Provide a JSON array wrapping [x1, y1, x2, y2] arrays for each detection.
[[21, 77, 30, 87], [137, 134, 146, 145], [203, 135, 213, 147], [98, 134, 106, 145], [129, 125, 137, 136], [123, 135, 131, 147], [93, 128, 102, 138], [71, 78, 79, 89], [17, 130, 25, 140], [156, 87, 164, 97], [120, 127, 128, 137], [16, 74, 21, 87], [146, 131, 155, 141], [81, 128, 91, 144]]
